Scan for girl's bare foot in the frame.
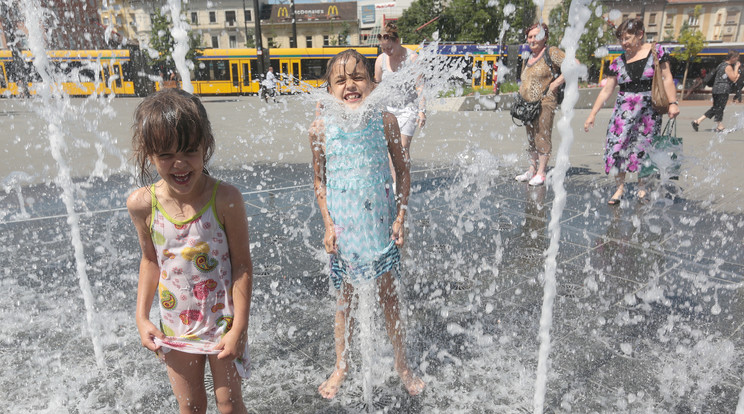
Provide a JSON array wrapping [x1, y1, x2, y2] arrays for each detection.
[[318, 369, 346, 399], [398, 369, 426, 395]]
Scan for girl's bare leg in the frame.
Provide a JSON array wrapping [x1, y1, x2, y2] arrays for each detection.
[[165, 351, 209, 414], [377, 272, 425, 395], [209, 354, 248, 414], [319, 282, 354, 399]]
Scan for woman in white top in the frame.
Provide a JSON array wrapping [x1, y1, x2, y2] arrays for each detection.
[[374, 22, 426, 175]]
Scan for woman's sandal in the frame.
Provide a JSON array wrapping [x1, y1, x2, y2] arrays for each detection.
[[637, 189, 649, 204]]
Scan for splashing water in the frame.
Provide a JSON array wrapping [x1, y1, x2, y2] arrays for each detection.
[[167, 0, 193, 93], [18, 0, 105, 369], [532, 1, 591, 411], [3, 1, 744, 411]]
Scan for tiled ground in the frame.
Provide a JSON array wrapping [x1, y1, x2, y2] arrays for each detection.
[[1, 160, 743, 413]]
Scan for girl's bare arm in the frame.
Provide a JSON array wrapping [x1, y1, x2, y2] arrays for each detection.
[[127, 187, 165, 351], [309, 119, 337, 253]]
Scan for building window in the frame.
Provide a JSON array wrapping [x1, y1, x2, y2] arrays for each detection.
[[191, 12, 198, 24], [726, 11, 739, 24], [665, 12, 675, 27], [211, 35, 219, 48], [305, 36, 312, 48], [244, 10, 252, 22], [226, 10, 236, 25], [209, 11, 216, 23], [267, 37, 274, 46], [649, 13, 656, 25], [323, 35, 329, 46], [622, 14, 629, 22], [229, 35, 237, 48]]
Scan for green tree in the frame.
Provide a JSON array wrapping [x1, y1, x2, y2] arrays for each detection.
[[149, 7, 202, 75], [397, 0, 440, 44], [396, 0, 534, 44], [677, 5, 706, 100], [548, 1, 613, 80]]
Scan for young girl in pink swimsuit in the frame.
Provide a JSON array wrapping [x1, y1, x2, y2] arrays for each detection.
[[127, 88, 253, 414]]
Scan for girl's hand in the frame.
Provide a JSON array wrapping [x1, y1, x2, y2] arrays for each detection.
[[324, 225, 338, 254], [583, 115, 595, 132], [667, 103, 680, 119], [416, 111, 426, 128], [392, 218, 405, 247], [136, 319, 165, 352], [215, 329, 246, 361]]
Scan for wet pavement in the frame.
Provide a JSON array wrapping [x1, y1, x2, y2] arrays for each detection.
[[1, 95, 743, 412]]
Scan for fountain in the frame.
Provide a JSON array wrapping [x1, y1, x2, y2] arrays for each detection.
[[1, 0, 743, 412]]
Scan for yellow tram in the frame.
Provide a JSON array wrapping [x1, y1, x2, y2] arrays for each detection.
[[0, 49, 136, 96]]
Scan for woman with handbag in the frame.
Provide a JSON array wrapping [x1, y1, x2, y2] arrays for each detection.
[[514, 23, 566, 187], [583, 18, 679, 205], [691, 50, 741, 132]]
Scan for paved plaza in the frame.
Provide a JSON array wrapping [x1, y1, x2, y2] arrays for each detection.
[[1, 94, 743, 412]]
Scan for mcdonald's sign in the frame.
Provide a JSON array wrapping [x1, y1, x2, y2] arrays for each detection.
[[327, 5, 339, 16], [277, 7, 289, 18]]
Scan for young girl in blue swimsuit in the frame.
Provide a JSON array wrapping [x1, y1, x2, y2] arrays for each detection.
[[309, 49, 426, 399], [127, 88, 253, 413]]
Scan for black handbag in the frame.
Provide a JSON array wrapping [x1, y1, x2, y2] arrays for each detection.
[[510, 94, 542, 126]]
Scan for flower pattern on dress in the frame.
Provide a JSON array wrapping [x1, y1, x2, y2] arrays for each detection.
[[603, 44, 667, 174]]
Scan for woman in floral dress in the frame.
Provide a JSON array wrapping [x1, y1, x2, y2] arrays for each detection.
[[584, 18, 679, 205]]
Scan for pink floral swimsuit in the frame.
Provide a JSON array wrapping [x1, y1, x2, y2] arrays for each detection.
[[150, 181, 250, 378]]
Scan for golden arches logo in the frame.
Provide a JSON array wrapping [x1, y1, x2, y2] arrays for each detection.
[[278, 7, 289, 18], [328, 5, 339, 16]]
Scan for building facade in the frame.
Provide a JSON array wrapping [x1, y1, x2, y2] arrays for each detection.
[[261, 2, 359, 48], [601, 0, 744, 43], [1, 0, 116, 50]]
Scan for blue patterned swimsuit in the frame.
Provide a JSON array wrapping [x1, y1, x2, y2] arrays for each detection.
[[324, 114, 400, 288], [604, 44, 668, 174]]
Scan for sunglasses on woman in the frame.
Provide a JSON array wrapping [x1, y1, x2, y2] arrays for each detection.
[[377, 34, 396, 41]]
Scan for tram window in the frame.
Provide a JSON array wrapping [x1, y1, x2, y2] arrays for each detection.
[[242, 63, 251, 86], [270, 59, 279, 73], [79, 66, 97, 82], [0, 64, 6, 88], [113, 65, 123, 88], [485, 60, 494, 86], [103, 66, 110, 84], [196, 60, 231, 81], [250, 60, 258, 82], [301, 59, 326, 80], [213, 60, 230, 80], [121, 59, 132, 82], [292, 62, 299, 85]]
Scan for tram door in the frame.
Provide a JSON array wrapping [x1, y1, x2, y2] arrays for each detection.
[[228, 62, 242, 94], [278, 59, 291, 93], [109, 62, 127, 95], [472, 56, 496, 91], [238, 60, 253, 94]]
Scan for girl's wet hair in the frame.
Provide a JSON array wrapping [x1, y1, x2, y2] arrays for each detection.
[[132, 88, 215, 185], [525, 23, 549, 41], [321, 48, 374, 87], [382, 21, 399, 39], [615, 18, 645, 39]]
